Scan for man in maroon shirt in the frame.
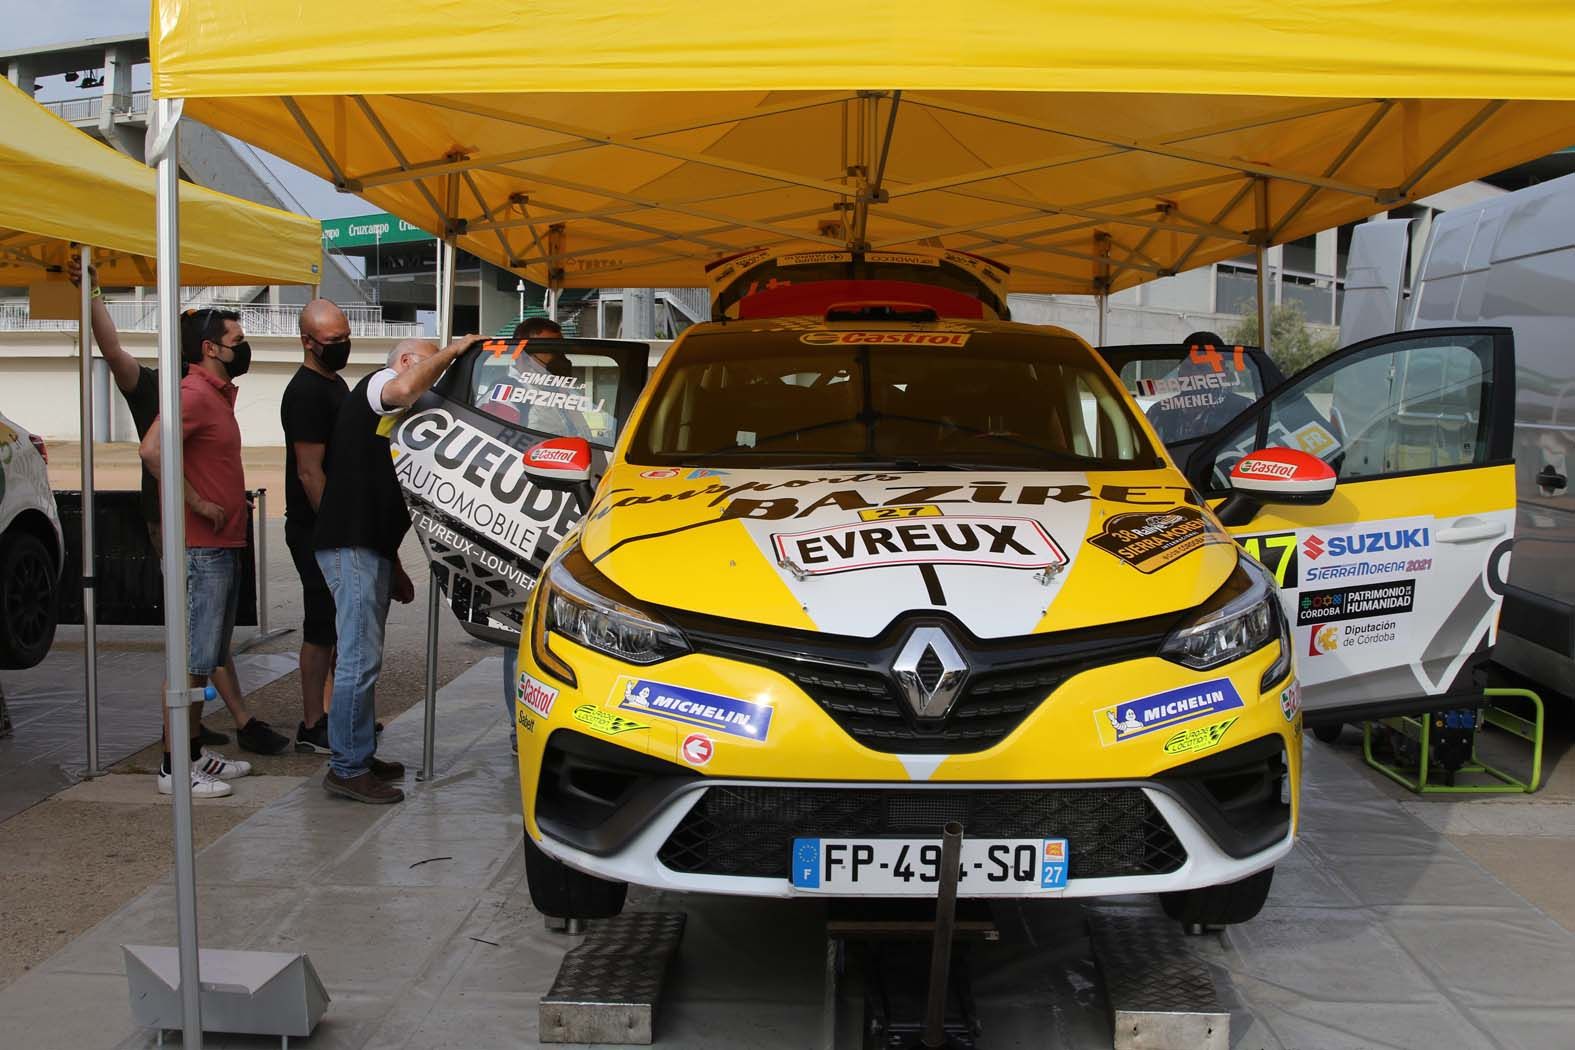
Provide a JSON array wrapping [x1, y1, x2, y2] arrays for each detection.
[[140, 309, 285, 797]]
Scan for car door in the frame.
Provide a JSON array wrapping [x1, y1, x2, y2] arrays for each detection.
[[1099, 341, 1284, 475], [390, 337, 649, 646], [1188, 327, 1516, 717]]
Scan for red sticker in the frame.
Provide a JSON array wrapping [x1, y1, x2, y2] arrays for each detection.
[[680, 733, 714, 767]]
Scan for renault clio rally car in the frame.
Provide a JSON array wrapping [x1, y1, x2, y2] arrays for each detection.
[[389, 253, 1516, 927]]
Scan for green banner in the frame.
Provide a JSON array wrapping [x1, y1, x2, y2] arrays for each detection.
[[321, 212, 433, 249]]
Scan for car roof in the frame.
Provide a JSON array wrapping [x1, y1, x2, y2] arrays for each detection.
[[679, 316, 1090, 345]]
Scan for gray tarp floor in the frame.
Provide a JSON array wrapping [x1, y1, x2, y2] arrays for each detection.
[[0, 632, 298, 821], [2, 656, 1573, 1050]]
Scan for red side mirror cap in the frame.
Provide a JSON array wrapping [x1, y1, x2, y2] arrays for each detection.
[[1230, 447, 1336, 505], [522, 436, 592, 484]]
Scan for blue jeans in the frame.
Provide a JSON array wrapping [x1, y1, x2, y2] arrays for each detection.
[[186, 547, 241, 677], [315, 547, 392, 778]]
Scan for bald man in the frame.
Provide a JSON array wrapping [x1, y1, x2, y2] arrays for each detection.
[[313, 333, 482, 803], [283, 299, 353, 754]]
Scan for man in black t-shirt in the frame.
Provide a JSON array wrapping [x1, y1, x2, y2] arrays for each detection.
[[70, 257, 287, 755], [314, 333, 481, 804], [282, 300, 352, 754]]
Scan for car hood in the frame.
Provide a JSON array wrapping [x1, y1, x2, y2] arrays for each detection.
[[582, 466, 1238, 638]]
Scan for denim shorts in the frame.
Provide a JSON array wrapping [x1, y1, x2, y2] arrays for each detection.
[[187, 547, 241, 677]]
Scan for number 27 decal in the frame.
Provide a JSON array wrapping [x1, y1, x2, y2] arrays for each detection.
[[1239, 531, 1299, 588]]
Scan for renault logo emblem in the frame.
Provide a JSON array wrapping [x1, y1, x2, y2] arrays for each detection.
[[892, 627, 969, 719]]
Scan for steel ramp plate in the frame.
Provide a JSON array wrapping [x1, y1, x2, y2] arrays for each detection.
[[539, 911, 686, 1045], [1088, 914, 1228, 1050]]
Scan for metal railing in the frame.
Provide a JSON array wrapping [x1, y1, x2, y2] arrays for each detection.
[[0, 298, 421, 338], [1216, 263, 1343, 326], [36, 90, 152, 124]]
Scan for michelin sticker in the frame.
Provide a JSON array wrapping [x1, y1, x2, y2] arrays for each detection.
[[1087, 506, 1224, 574], [771, 516, 1065, 575], [616, 678, 774, 740], [1095, 678, 1245, 746]]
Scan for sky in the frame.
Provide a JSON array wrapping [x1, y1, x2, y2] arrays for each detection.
[[6, 0, 373, 220]]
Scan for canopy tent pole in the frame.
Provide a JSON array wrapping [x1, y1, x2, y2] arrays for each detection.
[[152, 95, 205, 1048], [78, 244, 105, 779], [419, 176, 459, 783], [1254, 177, 1273, 358], [1097, 294, 1108, 345]]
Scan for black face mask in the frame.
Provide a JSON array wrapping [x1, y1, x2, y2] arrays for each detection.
[[221, 340, 252, 379], [315, 337, 352, 372]]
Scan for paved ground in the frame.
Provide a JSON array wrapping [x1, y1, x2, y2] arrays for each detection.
[[3, 658, 1574, 1050], [1, 443, 507, 986]]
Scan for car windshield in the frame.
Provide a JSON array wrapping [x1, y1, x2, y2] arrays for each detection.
[[626, 328, 1160, 470]]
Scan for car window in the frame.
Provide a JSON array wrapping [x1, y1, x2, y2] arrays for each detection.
[[469, 348, 623, 447], [628, 329, 1158, 470], [1116, 347, 1268, 446], [1204, 333, 1496, 490]]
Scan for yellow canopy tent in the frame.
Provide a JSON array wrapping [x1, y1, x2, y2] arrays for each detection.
[[149, 1, 1575, 295], [0, 78, 321, 287], [0, 77, 321, 783], [144, 9, 1575, 1041]]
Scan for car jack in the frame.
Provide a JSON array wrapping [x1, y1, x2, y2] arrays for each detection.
[[823, 823, 989, 1050]]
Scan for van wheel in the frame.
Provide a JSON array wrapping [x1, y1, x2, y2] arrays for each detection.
[[524, 830, 627, 920], [0, 531, 58, 670], [1161, 867, 1273, 929], [1312, 723, 1343, 745]]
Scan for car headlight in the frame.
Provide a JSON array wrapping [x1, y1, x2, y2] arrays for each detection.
[[531, 538, 688, 685], [1162, 559, 1288, 689]]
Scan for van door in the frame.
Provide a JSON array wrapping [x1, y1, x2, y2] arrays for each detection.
[[1189, 327, 1516, 716], [1099, 341, 1283, 475], [390, 337, 649, 646]]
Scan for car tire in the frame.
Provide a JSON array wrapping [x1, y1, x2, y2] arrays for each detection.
[[1312, 723, 1343, 745], [0, 530, 59, 670], [1160, 866, 1273, 929], [523, 830, 628, 920]]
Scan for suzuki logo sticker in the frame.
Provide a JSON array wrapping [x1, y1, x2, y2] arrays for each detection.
[[1303, 535, 1326, 560], [891, 627, 969, 720]]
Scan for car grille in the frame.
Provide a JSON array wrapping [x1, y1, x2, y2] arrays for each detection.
[[657, 785, 1187, 880], [672, 611, 1172, 754]]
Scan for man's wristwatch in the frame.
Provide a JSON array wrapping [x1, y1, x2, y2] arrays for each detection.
[[90, 286, 102, 298]]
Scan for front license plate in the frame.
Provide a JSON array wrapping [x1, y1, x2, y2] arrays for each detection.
[[790, 837, 1069, 896]]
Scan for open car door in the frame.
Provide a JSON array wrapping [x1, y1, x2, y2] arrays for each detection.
[[1099, 341, 1284, 475], [1187, 327, 1517, 719], [389, 337, 648, 646]]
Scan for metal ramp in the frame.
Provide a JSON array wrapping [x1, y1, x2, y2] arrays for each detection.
[[536, 904, 1229, 1048]]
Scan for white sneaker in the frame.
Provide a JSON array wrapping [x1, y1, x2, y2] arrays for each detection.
[[197, 750, 252, 780], [158, 768, 234, 799]]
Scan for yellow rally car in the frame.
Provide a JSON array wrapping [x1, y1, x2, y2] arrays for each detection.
[[392, 280, 1516, 928]]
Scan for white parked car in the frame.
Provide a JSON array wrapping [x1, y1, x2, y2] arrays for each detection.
[[0, 411, 63, 669]]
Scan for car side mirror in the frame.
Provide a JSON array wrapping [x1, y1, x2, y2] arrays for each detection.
[[1229, 447, 1336, 505], [521, 436, 592, 489]]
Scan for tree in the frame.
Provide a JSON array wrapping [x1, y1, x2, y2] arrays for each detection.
[[1227, 301, 1340, 375]]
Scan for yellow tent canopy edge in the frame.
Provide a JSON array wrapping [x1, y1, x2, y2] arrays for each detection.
[[0, 79, 321, 288], [152, 1, 1575, 102]]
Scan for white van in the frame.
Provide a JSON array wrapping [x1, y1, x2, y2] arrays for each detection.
[[0, 409, 63, 669], [1342, 175, 1575, 692]]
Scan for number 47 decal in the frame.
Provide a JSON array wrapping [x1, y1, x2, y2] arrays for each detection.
[[1240, 532, 1300, 588]]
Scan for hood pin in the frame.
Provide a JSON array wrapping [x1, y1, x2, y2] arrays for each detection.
[[778, 556, 809, 581], [1033, 564, 1064, 587]]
